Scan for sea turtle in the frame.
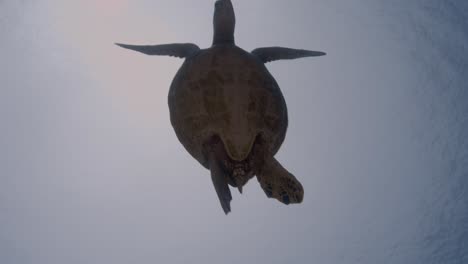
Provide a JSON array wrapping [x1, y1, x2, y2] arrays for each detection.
[[116, 0, 325, 214]]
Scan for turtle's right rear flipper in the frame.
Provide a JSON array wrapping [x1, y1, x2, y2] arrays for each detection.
[[209, 152, 232, 214], [256, 157, 303, 205]]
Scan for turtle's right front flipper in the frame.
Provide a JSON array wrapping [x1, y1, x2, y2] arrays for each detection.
[[257, 157, 303, 205], [115, 43, 200, 58], [251, 47, 325, 63], [209, 151, 232, 214]]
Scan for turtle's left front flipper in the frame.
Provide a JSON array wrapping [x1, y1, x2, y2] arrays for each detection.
[[251, 47, 325, 63], [115, 43, 200, 58], [256, 157, 303, 205]]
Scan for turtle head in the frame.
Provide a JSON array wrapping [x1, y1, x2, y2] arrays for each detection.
[[213, 0, 236, 45]]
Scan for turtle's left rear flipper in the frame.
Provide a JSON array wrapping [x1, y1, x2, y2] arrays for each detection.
[[209, 152, 232, 214], [256, 157, 303, 205]]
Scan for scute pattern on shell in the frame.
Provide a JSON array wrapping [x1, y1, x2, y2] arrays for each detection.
[[168, 45, 288, 168]]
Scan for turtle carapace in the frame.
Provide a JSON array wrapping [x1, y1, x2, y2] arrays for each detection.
[[116, 0, 326, 214]]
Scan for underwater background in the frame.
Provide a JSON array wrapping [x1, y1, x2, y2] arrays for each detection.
[[1, 0, 467, 263]]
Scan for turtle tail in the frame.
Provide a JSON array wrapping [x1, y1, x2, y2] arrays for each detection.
[[256, 157, 303, 205]]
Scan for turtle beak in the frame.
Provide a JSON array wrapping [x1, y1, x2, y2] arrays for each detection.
[[215, 0, 234, 13]]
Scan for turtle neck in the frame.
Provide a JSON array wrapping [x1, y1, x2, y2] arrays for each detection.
[[212, 0, 236, 46]]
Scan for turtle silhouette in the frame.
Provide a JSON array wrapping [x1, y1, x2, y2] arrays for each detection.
[[116, 0, 325, 214]]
